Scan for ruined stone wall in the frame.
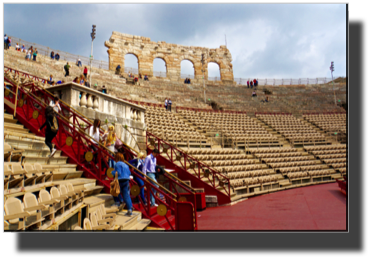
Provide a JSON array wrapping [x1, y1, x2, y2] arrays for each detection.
[[105, 31, 235, 85]]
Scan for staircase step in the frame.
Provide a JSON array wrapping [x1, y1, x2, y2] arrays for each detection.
[[23, 155, 68, 165]]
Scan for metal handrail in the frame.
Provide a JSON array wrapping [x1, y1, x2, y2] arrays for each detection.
[[5, 67, 141, 153], [6, 68, 195, 194], [11, 79, 176, 198], [147, 131, 231, 196]]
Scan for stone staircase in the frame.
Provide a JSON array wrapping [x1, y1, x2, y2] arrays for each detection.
[[4, 110, 151, 231]]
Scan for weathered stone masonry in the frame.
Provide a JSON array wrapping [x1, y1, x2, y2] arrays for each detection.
[[105, 31, 235, 85]]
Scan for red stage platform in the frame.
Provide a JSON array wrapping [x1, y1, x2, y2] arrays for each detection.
[[197, 183, 346, 230]]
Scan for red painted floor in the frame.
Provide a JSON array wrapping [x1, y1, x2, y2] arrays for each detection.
[[197, 183, 347, 230]]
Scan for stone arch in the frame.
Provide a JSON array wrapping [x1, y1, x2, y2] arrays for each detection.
[[152, 53, 170, 78], [207, 61, 221, 81], [124, 52, 140, 75], [105, 31, 235, 84], [180, 58, 195, 79]]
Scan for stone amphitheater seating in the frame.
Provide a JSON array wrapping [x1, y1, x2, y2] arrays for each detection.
[[181, 147, 282, 189], [146, 106, 210, 146], [303, 113, 347, 134], [256, 114, 328, 145], [304, 144, 347, 175], [177, 109, 279, 147], [248, 147, 338, 183]]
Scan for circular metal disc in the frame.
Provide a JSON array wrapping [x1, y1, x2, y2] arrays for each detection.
[[107, 168, 114, 178], [66, 136, 73, 147], [157, 204, 167, 217], [85, 151, 93, 162], [176, 155, 181, 161], [131, 185, 140, 197], [32, 110, 39, 120], [4, 89, 10, 97], [178, 197, 187, 202], [18, 99, 24, 107], [163, 147, 168, 153], [189, 163, 195, 169], [149, 139, 155, 146]]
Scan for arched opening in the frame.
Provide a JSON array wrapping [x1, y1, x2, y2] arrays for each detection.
[[153, 58, 167, 78], [207, 62, 221, 81], [124, 53, 139, 76], [180, 60, 194, 79]]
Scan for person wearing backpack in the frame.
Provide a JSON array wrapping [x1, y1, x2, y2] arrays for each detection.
[[38, 106, 59, 158], [64, 62, 70, 77]]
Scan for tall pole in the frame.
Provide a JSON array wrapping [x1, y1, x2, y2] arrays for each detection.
[[90, 25, 96, 88], [90, 39, 93, 87], [202, 53, 206, 104], [330, 61, 336, 105]]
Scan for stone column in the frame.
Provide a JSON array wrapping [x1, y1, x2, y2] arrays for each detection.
[[80, 92, 87, 108], [87, 94, 93, 109], [93, 96, 99, 110], [138, 54, 152, 78]]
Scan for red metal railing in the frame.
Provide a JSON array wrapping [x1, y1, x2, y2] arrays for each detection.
[[4, 71, 197, 230], [146, 131, 231, 198], [177, 106, 246, 115]]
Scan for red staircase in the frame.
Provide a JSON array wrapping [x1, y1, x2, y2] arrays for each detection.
[[4, 68, 198, 230]]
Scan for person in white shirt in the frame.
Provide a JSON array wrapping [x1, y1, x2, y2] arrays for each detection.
[[15, 43, 20, 51], [77, 58, 82, 67], [88, 118, 106, 164], [49, 96, 62, 113]]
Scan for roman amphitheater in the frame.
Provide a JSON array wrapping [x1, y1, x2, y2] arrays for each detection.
[[3, 31, 347, 231]]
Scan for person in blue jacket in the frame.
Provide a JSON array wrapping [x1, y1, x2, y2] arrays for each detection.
[[128, 152, 147, 206], [111, 152, 133, 216]]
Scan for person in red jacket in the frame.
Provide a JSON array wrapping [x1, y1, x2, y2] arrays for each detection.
[[83, 67, 88, 79]]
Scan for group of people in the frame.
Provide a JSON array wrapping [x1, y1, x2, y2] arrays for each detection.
[[50, 51, 61, 61], [247, 79, 258, 89], [88, 118, 162, 216], [73, 74, 90, 88], [184, 78, 191, 84], [164, 98, 172, 111]]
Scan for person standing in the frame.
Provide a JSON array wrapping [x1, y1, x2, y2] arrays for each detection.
[[128, 152, 147, 206], [250, 80, 253, 89], [254, 79, 258, 90], [4, 34, 9, 50], [101, 85, 107, 94], [83, 66, 88, 79], [111, 153, 133, 216], [116, 64, 121, 75], [247, 80, 249, 88], [38, 106, 59, 158], [103, 125, 117, 169], [55, 53, 60, 61], [64, 62, 70, 77], [168, 98, 172, 112], [88, 118, 104, 163], [142, 149, 161, 207], [32, 49, 38, 61], [50, 51, 55, 59], [77, 58, 82, 67], [164, 98, 168, 111], [49, 96, 61, 113]]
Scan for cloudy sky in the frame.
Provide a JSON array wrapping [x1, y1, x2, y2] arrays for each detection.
[[4, 3, 346, 79]]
